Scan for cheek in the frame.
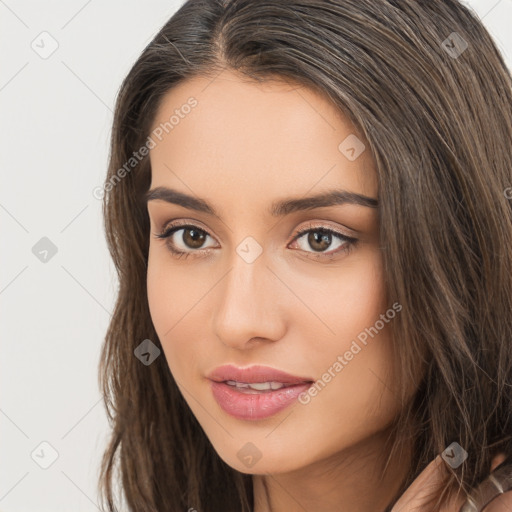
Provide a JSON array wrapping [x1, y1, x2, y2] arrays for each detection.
[[293, 246, 388, 345], [292, 250, 399, 431], [147, 249, 173, 334], [147, 245, 203, 329], [146, 249, 193, 371], [294, 329, 399, 462]]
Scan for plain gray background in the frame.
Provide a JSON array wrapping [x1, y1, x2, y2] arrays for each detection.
[[1, 0, 511, 510]]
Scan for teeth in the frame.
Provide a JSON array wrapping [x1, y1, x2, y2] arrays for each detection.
[[225, 380, 287, 391], [226, 380, 249, 388]]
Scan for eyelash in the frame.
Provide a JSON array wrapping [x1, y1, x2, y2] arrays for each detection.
[[152, 221, 358, 261]]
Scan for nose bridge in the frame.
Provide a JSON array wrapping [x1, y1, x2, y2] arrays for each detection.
[[212, 237, 284, 347], [220, 237, 269, 321]]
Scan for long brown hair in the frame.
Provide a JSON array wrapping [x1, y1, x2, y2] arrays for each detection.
[[98, 1, 512, 510]]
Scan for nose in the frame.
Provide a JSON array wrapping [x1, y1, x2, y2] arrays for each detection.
[[212, 248, 287, 350]]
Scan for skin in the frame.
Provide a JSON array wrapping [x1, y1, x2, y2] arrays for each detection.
[[145, 69, 511, 511]]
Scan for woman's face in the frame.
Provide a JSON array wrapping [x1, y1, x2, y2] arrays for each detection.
[[146, 69, 404, 475]]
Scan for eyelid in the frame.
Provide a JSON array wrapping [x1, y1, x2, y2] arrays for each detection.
[[292, 220, 357, 239]]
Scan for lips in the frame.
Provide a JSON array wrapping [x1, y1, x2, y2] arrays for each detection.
[[207, 364, 313, 385], [206, 364, 314, 421]]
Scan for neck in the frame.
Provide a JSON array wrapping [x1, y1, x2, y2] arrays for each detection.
[[252, 426, 412, 512]]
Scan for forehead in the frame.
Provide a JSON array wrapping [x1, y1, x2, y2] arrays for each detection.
[[148, 69, 377, 208]]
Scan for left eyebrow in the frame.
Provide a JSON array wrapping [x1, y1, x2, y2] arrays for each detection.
[[144, 186, 379, 217], [270, 189, 378, 215]]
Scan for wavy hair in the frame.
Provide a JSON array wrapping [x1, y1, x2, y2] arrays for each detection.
[[98, 1, 512, 510]]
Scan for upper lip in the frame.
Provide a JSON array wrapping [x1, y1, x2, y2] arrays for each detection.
[[207, 364, 314, 385]]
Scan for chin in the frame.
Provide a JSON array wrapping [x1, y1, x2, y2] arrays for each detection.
[[211, 436, 316, 476]]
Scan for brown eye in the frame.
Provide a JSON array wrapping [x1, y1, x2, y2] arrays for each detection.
[[289, 224, 358, 260], [181, 227, 207, 249], [306, 230, 333, 252], [154, 223, 217, 257]]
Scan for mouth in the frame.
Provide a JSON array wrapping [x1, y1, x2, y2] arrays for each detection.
[[222, 380, 301, 393], [206, 364, 314, 420]]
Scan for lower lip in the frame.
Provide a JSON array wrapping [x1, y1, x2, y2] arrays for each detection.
[[209, 380, 312, 421]]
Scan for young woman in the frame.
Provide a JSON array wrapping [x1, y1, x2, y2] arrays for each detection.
[[97, 1, 512, 510]]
